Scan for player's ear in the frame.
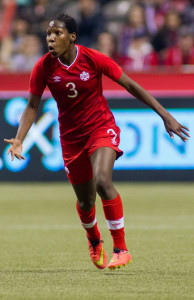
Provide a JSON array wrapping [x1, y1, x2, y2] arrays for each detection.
[[70, 33, 76, 43]]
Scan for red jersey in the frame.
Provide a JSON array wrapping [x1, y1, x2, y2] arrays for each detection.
[[29, 44, 122, 141]]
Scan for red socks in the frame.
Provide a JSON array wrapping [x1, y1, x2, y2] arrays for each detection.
[[76, 202, 100, 241], [101, 193, 127, 251], [76, 194, 127, 250]]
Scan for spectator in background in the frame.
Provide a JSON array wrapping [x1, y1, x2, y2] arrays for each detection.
[[181, 0, 194, 29], [164, 26, 194, 66], [16, 0, 66, 53], [121, 28, 158, 72], [0, 0, 17, 41], [152, 9, 181, 64], [77, 0, 104, 47], [119, 3, 148, 57], [17, 0, 53, 53], [136, 0, 173, 34], [96, 31, 120, 62], [10, 34, 43, 71], [0, 18, 29, 69], [171, 0, 191, 17], [1, 0, 194, 72]]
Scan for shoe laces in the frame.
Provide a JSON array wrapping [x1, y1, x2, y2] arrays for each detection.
[[112, 247, 124, 259], [89, 239, 103, 255]]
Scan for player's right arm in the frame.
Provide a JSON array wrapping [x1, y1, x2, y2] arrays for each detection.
[[4, 93, 41, 161]]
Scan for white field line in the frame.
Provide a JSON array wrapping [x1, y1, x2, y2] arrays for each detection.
[[0, 224, 194, 230]]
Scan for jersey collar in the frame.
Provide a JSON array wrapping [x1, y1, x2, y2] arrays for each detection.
[[58, 45, 79, 70]]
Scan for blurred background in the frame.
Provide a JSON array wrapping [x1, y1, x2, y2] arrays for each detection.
[[0, 0, 194, 181], [1, 0, 194, 72]]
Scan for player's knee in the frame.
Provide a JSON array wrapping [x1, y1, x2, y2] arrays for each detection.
[[77, 197, 95, 211], [94, 172, 112, 196]]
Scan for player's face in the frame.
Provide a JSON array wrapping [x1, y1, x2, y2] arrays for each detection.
[[46, 20, 76, 58]]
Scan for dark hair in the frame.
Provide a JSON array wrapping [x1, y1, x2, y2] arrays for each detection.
[[51, 13, 78, 36]]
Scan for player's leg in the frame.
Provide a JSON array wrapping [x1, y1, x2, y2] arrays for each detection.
[[72, 179, 100, 241], [72, 179, 107, 269], [90, 147, 127, 249], [90, 147, 132, 269], [68, 152, 100, 242], [61, 139, 107, 269], [90, 146, 117, 200]]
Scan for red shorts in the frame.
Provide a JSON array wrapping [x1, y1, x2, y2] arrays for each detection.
[[60, 125, 123, 184]]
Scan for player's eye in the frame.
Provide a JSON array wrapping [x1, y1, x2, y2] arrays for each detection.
[[56, 31, 61, 35]]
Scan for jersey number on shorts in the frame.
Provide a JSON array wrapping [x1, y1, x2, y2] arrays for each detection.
[[107, 129, 117, 145], [66, 82, 78, 98]]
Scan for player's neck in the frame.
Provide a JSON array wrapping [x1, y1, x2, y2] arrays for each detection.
[[59, 45, 77, 66]]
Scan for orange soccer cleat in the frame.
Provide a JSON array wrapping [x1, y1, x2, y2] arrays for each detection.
[[108, 248, 132, 270], [88, 237, 107, 269]]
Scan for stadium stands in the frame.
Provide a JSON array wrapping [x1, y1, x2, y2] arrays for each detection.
[[0, 0, 194, 72]]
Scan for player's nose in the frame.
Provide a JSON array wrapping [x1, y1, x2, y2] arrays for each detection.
[[48, 33, 55, 42]]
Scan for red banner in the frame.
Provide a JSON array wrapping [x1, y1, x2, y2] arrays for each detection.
[[0, 73, 193, 97]]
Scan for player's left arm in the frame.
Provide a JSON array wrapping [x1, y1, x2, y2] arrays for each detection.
[[117, 72, 190, 142]]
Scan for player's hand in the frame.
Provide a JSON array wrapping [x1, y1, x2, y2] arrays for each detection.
[[4, 138, 25, 161], [163, 115, 190, 142]]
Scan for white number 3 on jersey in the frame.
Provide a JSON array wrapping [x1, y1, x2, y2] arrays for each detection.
[[107, 128, 117, 145], [66, 82, 78, 98]]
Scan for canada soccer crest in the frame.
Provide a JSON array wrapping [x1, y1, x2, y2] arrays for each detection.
[[80, 71, 90, 81]]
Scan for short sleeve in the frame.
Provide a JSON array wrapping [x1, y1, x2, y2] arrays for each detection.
[[92, 50, 122, 82], [29, 58, 46, 96]]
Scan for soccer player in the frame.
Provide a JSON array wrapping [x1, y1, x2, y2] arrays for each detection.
[[4, 14, 190, 270]]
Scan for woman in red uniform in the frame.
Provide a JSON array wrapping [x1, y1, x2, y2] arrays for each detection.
[[4, 14, 189, 270]]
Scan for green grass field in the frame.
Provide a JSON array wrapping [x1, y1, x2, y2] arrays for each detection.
[[0, 182, 194, 300]]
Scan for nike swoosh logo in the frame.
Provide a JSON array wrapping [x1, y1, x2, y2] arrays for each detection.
[[94, 246, 104, 266], [110, 259, 118, 262]]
